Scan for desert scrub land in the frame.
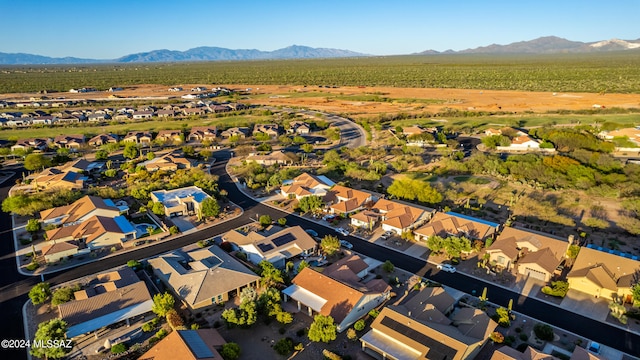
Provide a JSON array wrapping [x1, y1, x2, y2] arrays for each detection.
[[2, 52, 640, 94]]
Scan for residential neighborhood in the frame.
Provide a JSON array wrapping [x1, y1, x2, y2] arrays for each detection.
[[0, 93, 638, 360]]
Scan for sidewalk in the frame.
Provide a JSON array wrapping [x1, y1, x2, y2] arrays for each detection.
[[226, 162, 638, 358]]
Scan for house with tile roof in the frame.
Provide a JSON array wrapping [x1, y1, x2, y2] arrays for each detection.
[[149, 245, 260, 311], [328, 185, 374, 215], [280, 172, 333, 200], [122, 131, 153, 145], [414, 211, 498, 242], [288, 120, 311, 134], [11, 138, 50, 152], [491, 344, 606, 360], [40, 195, 121, 226], [599, 127, 640, 145], [52, 134, 85, 150], [140, 153, 192, 172], [31, 168, 86, 191], [371, 198, 431, 235], [361, 303, 497, 360], [45, 215, 136, 250], [223, 226, 316, 268], [567, 246, 640, 302], [350, 211, 382, 230], [323, 254, 371, 281], [246, 150, 294, 165], [88, 133, 118, 147], [150, 186, 213, 217], [58, 267, 153, 338], [253, 123, 281, 137], [155, 129, 183, 143], [139, 328, 226, 360], [486, 227, 570, 282], [188, 126, 218, 143], [283, 267, 390, 332], [220, 127, 250, 139], [41, 241, 79, 263]]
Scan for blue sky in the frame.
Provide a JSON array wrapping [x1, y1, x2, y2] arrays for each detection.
[[2, 0, 637, 59]]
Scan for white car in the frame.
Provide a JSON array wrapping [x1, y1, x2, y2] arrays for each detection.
[[339, 240, 353, 249], [335, 227, 349, 236], [436, 263, 456, 273]]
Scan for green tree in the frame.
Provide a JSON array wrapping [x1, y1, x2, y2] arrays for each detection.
[[297, 195, 323, 213], [297, 260, 309, 273], [95, 149, 109, 160], [259, 214, 272, 227], [277, 217, 287, 226], [566, 244, 580, 259], [258, 260, 284, 288], [51, 286, 78, 307], [533, 323, 554, 341], [31, 319, 71, 359], [426, 235, 445, 254], [104, 168, 118, 177], [382, 260, 394, 273], [147, 151, 155, 160], [151, 202, 165, 216], [300, 143, 314, 153], [152, 292, 175, 317], [29, 282, 51, 305], [26, 218, 41, 233], [182, 145, 195, 157], [221, 342, 241, 360], [24, 153, 52, 171], [320, 235, 341, 256], [123, 143, 139, 159], [353, 319, 365, 331], [274, 337, 293, 356], [308, 314, 337, 343], [200, 197, 220, 219], [631, 283, 640, 305]]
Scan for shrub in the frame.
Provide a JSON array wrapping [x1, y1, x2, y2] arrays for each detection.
[[110, 343, 127, 354], [274, 337, 293, 356], [296, 328, 307, 337], [155, 328, 168, 340], [534, 323, 554, 341], [279, 327, 286, 335], [353, 319, 365, 331], [169, 226, 179, 235], [322, 349, 343, 360], [29, 282, 51, 305], [294, 343, 303, 351], [346, 328, 357, 341], [221, 342, 241, 360], [368, 309, 380, 318], [26, 262, 39, 271], [541, 281, 569, 298], [504, 335, 515, 346], [127, 259, 142, 269], [382, 260, 395, 273], [520, 333, 529, 341], [490, 331, 504, 344]]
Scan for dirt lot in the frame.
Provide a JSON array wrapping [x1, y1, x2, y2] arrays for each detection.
[[5, 84, 640, 118]]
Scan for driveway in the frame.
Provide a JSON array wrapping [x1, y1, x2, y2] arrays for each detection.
[[561, 289, 610, 321], [171, 216, 196, 232]]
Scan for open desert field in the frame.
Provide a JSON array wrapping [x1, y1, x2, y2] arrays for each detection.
[[4, 83, 640, 119]]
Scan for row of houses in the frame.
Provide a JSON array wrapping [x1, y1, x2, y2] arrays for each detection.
[[0, 100, 246, 127], [281, 172, 640, 303], [39, 195, 134, 262]]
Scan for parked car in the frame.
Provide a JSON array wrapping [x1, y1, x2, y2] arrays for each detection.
[[380, 231, 394, 239], [323, 215, 337, 222], [335, 227, 349, 236], [305, 229, 319, 237], [339, 240, 353, 249], [436, 263, 456, 273]]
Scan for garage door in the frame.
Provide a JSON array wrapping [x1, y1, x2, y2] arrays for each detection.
[[524, 268, 546, 281]]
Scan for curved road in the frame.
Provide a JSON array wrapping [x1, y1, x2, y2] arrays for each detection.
[[1, 155, 639, 356]]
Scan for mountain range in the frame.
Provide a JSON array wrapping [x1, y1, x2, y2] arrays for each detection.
[[1, 37, 639, 65]]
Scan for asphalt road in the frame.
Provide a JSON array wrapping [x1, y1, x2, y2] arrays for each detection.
[[1, 149, 640, 358]]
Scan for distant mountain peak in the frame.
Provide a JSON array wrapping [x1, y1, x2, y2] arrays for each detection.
[[415, 36, 640, 55]]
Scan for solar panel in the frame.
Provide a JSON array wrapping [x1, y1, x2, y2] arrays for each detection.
[[272, 233, 296, 247], [380, 316, 457, 360], [180, 330, 214, 359], [257, 243, 274, 252]]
